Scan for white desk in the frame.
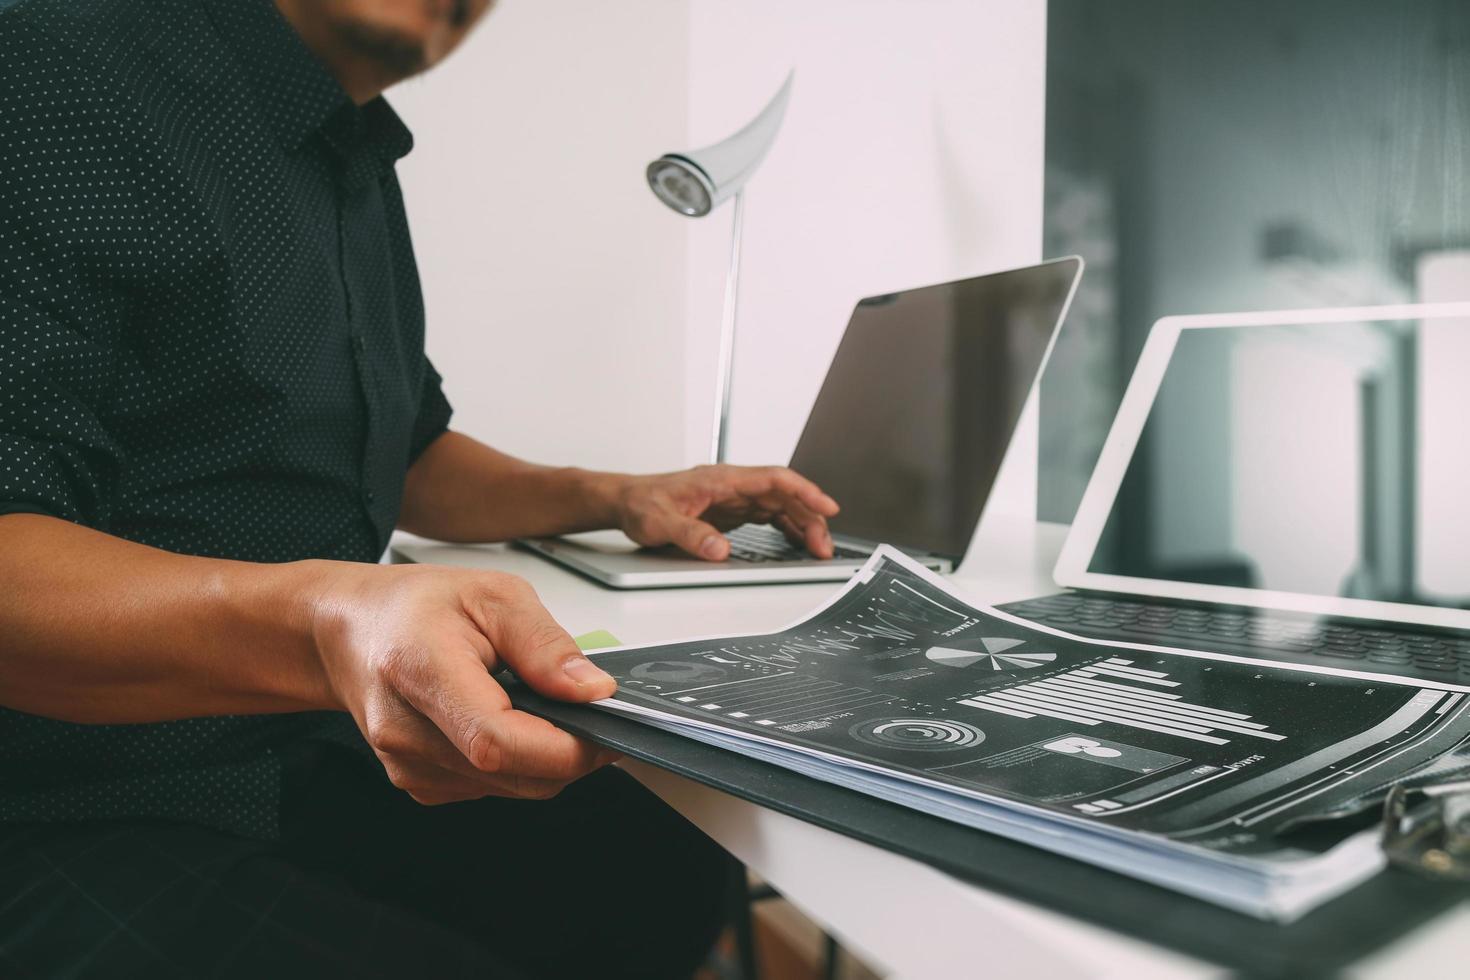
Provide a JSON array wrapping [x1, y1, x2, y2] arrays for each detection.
[[391, 522, 1470, 979]]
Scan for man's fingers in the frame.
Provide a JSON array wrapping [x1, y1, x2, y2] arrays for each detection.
[[387, 634, 609, 782], [384, 723, 622, 803], [776, 513, 834, 559], [730, 466, 839, 517], [806, 520, 834, 558], [399, 661, 611, 780], [373, 702, 500, 781], [394, 762, 602, 805], [661, 514, 729, 562], [383, 640, 510, 750], [372, 692, 620, 802], [775, 515, 805, 550], [470, 708, 611, 780], [469, 577, 616, 701], [789, 497, 835, 557], [717, 468, 838, 557]]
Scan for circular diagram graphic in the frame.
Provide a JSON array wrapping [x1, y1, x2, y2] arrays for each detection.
[[926, 637, 1056, 671], [849, 718, 985, 752], [630, 661, 728, 685]]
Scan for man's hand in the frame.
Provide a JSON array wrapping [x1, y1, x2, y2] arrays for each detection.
[[310, 563, 620, 805], [398, 433, 843, 556], [611, 464, 841, 561]]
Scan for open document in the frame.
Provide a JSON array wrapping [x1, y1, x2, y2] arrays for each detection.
[[583, 547, 1470, 922]]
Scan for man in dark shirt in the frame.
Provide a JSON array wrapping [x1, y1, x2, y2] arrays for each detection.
[[0, 0, 840, 976]]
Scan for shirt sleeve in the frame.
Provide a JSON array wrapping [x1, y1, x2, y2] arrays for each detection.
[[0, 297, 122, 527], [407, 355, 453, 464], [0, 16, 126, 527]]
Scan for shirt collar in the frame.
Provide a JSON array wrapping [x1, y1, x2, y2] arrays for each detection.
[[197, 0, 348, 151], [195, 0, 415, 173], [322, 97, 417, 182]]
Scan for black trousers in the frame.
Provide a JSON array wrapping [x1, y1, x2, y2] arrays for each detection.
[[0, 745, 731, 979]]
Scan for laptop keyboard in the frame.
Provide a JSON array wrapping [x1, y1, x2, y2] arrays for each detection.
[[998, 593, 1470, 684], [724, 524, 869, 563]]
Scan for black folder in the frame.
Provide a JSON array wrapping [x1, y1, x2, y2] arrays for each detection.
[[510, 685, 1466, 977]]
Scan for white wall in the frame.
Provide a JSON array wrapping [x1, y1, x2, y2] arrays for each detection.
[[389, 0, 692, 473], [683, 0, 1048, 523], [392, 0, 1050, 527]]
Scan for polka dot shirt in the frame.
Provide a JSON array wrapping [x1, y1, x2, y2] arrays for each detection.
[[0, 0, 453, 838]]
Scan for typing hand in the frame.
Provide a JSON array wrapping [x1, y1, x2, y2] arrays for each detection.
[[613, 464, 840, 561], [310, 564, 620, 805]]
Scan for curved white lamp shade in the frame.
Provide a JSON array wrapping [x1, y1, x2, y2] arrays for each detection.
[[646, 71, 794, 217]]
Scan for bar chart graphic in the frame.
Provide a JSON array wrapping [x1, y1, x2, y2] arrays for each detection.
[[958, 657, 1287, 745]]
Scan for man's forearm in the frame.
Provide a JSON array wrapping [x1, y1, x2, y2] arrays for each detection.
[[397, 430, 629, 543], [0, 514, 338, 724]]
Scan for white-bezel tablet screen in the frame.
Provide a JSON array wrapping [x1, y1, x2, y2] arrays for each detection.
[[1055, 302, 1470, 631]]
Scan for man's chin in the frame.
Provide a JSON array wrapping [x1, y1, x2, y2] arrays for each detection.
[[334, 21, 429, 80]]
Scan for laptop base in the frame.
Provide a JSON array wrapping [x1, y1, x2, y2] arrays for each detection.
[[515, 531, 949, 590]]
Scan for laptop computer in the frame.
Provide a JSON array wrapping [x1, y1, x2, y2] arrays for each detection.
[[1000, 301, 1470, 686], [517, 256, 1085, 588]]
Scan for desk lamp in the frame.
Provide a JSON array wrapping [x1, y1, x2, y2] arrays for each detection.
[[646, 72, 794, 463]]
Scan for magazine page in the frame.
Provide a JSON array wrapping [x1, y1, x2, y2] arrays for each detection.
[[587, 547, 1470, 857]]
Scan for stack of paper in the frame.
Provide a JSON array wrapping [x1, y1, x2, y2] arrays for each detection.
[[583, 547, 1470, 921]]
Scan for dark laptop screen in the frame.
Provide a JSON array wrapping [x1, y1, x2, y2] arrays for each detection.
[[789, 258, 1080, 560], [1087, 318, 1470, 610]]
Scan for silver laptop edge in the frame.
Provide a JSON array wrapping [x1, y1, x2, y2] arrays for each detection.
[[515, 535, 949, 589], [517, 256, 1086, 589]]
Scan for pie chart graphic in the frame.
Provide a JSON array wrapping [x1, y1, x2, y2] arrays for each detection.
[[925, 637, 1057, 671], [850, 717, 985, 752], [630, 661, 727, 685]]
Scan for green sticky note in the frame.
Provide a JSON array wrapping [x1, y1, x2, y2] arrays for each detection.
[[574, 629, 621, 651]]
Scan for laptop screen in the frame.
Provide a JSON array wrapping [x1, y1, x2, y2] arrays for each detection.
[[1086, 317, 1470, 611], [789, 258, 1081, 560]]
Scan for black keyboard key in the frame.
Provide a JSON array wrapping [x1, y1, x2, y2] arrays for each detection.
[[1004, 595, 1470, 682], [1319, 647, 1367, 659], [1414, 661, 1458, 673], [1325, 644, 1367, 655]]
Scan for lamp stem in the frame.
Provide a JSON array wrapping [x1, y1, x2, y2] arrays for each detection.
[[711, 189, 745, 464]]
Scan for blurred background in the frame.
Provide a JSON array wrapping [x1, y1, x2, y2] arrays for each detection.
[[1042, 0, 1470, 522], [388, 0, 1045, 522], [386, 0, 1468, 532]]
